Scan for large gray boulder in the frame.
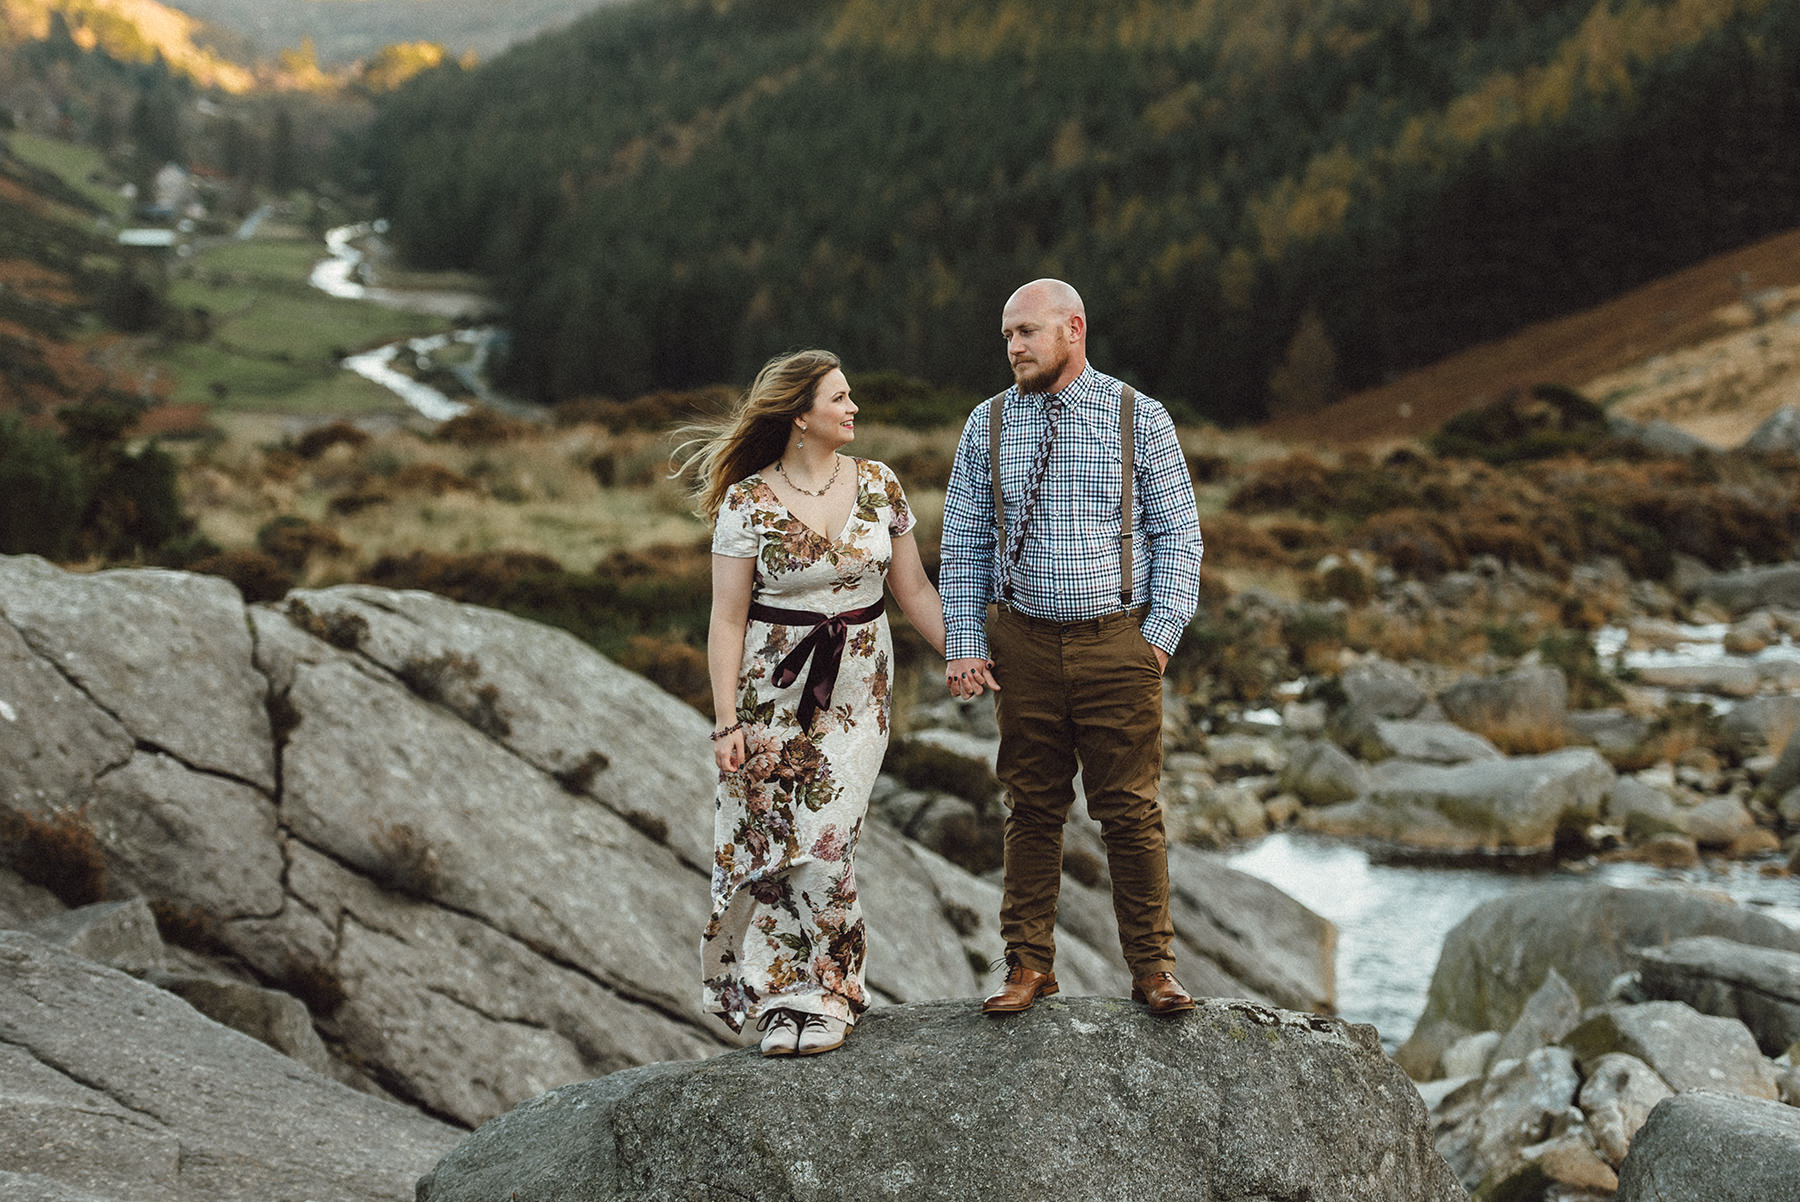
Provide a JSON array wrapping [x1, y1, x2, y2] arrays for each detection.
[[1578, 1053, 1673, 1167], [1638, 936, 1800, 1056], [0, 557, 1334, 1128], [1300, 747, 1614, 855], [1563, 1001, 1778, 1099], [0, 556, 274, 791], [416, 997, 1469, 1202], [1437, 663, 1569, 741], [1397, 884, 1800, 1080], [1689, 560, 1800, 615], [1615, 1091, 1800, 1202], [0, 931, 460, 1202]]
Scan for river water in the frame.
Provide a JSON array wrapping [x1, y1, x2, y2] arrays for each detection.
[[1225, 831, 1800, 1048], [311, 222, 512, 420]]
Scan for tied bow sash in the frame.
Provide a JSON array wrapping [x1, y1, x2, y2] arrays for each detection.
[[748, 598, 887, 732]]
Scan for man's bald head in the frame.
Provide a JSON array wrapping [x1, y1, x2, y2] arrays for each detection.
[[1001, 279, 1088, 394]]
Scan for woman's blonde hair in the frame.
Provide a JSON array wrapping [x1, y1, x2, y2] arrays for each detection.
[[673, 349, 842, 520]]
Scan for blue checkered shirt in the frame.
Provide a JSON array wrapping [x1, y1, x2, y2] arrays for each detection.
[[940, 365, 1203, 662]]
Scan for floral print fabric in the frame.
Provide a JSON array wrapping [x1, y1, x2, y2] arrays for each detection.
[[702, 458, 915, 1033]]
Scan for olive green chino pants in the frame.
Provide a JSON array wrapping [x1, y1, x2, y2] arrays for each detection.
[[989, 603, 1176, 980]]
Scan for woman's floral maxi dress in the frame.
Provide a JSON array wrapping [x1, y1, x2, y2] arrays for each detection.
[[702, 458, 913, 1033]]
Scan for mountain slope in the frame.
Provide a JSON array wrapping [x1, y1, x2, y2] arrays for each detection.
[[0, 0, 255, 91], [364, 0, 1800, 422], [0, 141, 154, 414], [1266, 222, 1800, 448]]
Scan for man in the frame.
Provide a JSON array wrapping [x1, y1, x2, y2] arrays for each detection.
[[940, 278, 1203, 1016]]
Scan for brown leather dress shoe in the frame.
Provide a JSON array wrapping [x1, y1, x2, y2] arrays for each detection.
[[982, 959, 1059, 1014], [1131, 970, 1197, 1015]]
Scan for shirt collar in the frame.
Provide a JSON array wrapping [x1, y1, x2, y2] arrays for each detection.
[[1012, 363, 1102, 412]]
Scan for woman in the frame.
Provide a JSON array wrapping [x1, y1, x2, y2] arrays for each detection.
[[680, 349, 947, 1057]]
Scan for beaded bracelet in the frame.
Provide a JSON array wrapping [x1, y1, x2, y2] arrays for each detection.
[[709, 721, 744, 742]]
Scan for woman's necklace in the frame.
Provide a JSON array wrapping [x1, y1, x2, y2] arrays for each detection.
[[776, 455, 841, 497]]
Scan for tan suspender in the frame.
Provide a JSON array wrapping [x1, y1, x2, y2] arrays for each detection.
[[988, 384, 1137, 607]]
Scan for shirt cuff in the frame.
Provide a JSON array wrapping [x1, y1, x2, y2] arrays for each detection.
[[945, 630, 990, 662], [1140, 613, 1185, 658]]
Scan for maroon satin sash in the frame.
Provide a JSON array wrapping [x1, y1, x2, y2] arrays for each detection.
[[748, 598, 886, 733]]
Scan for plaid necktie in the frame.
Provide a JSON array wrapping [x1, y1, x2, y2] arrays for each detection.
[[1002, 395, 1062, 599]]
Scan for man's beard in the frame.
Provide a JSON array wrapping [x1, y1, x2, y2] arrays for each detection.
[[1011, 345, 1068, 394]]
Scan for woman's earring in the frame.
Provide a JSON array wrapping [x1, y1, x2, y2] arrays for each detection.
[[797, 425, 806, 450]]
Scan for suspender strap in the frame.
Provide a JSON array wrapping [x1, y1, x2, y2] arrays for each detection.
[[1120, 384, 1135, 608], [987, 383, 1138, 609], [988, 390, 1007, 535]]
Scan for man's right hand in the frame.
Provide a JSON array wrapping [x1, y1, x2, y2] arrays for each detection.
[[945, 657, 1000, 699]]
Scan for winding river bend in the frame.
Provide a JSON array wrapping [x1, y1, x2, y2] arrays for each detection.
[[311, 222, 512, 420]]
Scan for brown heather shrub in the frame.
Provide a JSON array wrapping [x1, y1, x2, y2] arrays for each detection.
[[1064, 847, 1105, 888], [399, 651, 513, 737], [257, 515, 353, 571], [1264, 518, 1334, 561], [285, 598, 370, 651], [624, 809, 670, 844], [943, 901, 982, 937], [882, 738, 1002, 806], [327, 484, 392, 515], [267, 689, 302, 747], [1461, 712, 1570, 756], [1458, 515, 1558, 574], [1358, 509, 1463, 580], [149, 897, 228, 955], [619, 634, 710, 713], [553, 387, 733, 433], [281, 953, 348, 1017], [1197, 511, 1292, 571], [1228, 453, 1336, 518], [1345, 608, 1488, 665], [553, 750, 611, 794], [188, 549, 295, 603], [0, 805, 107, 907], [389, 462, 477, 496], [935, 809, 1004, 876], [294, 420, 369, 460], [1186, 452, 1233, 484], [369, 820, 442, 899], [887, 446, 956, 490], [435, 410, 530, 446], [365, 548, 563, 597]]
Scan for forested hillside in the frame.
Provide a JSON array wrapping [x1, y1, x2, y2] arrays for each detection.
[[366, 0, 1800, 424]]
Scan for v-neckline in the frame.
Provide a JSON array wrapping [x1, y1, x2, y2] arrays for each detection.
[[756, 461, 859, 547]]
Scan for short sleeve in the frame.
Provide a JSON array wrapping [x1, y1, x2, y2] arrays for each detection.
[[879, 462, 915, 538], [712, 482, 759, 558]]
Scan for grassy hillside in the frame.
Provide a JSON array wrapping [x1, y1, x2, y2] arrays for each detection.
[[365, 0, 1800, 424], [0, 138, 156, 414], [1270, 223, 1800, 448]]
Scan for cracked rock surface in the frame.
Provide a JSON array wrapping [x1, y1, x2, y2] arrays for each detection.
[[0, 555, 1335, 1146], [0, 930, 459, 1202]]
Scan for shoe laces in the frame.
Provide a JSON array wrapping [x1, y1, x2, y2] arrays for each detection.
[[757, 1008, 822, 1036], [756, 1008, 802, 1034], [989, 955, 1036, 984]]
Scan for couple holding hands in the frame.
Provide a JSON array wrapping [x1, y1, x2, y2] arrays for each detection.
[[684, 279, 1204, 1057]]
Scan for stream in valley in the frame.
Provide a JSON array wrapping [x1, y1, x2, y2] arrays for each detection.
[[311, 221, 514, 419]]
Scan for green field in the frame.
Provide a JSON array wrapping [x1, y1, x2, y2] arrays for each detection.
[[159, 235, 454, 413], [7, 132, 130, 218]]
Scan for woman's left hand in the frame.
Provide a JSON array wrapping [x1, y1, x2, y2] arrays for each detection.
[[713, 728, 746, 776]]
